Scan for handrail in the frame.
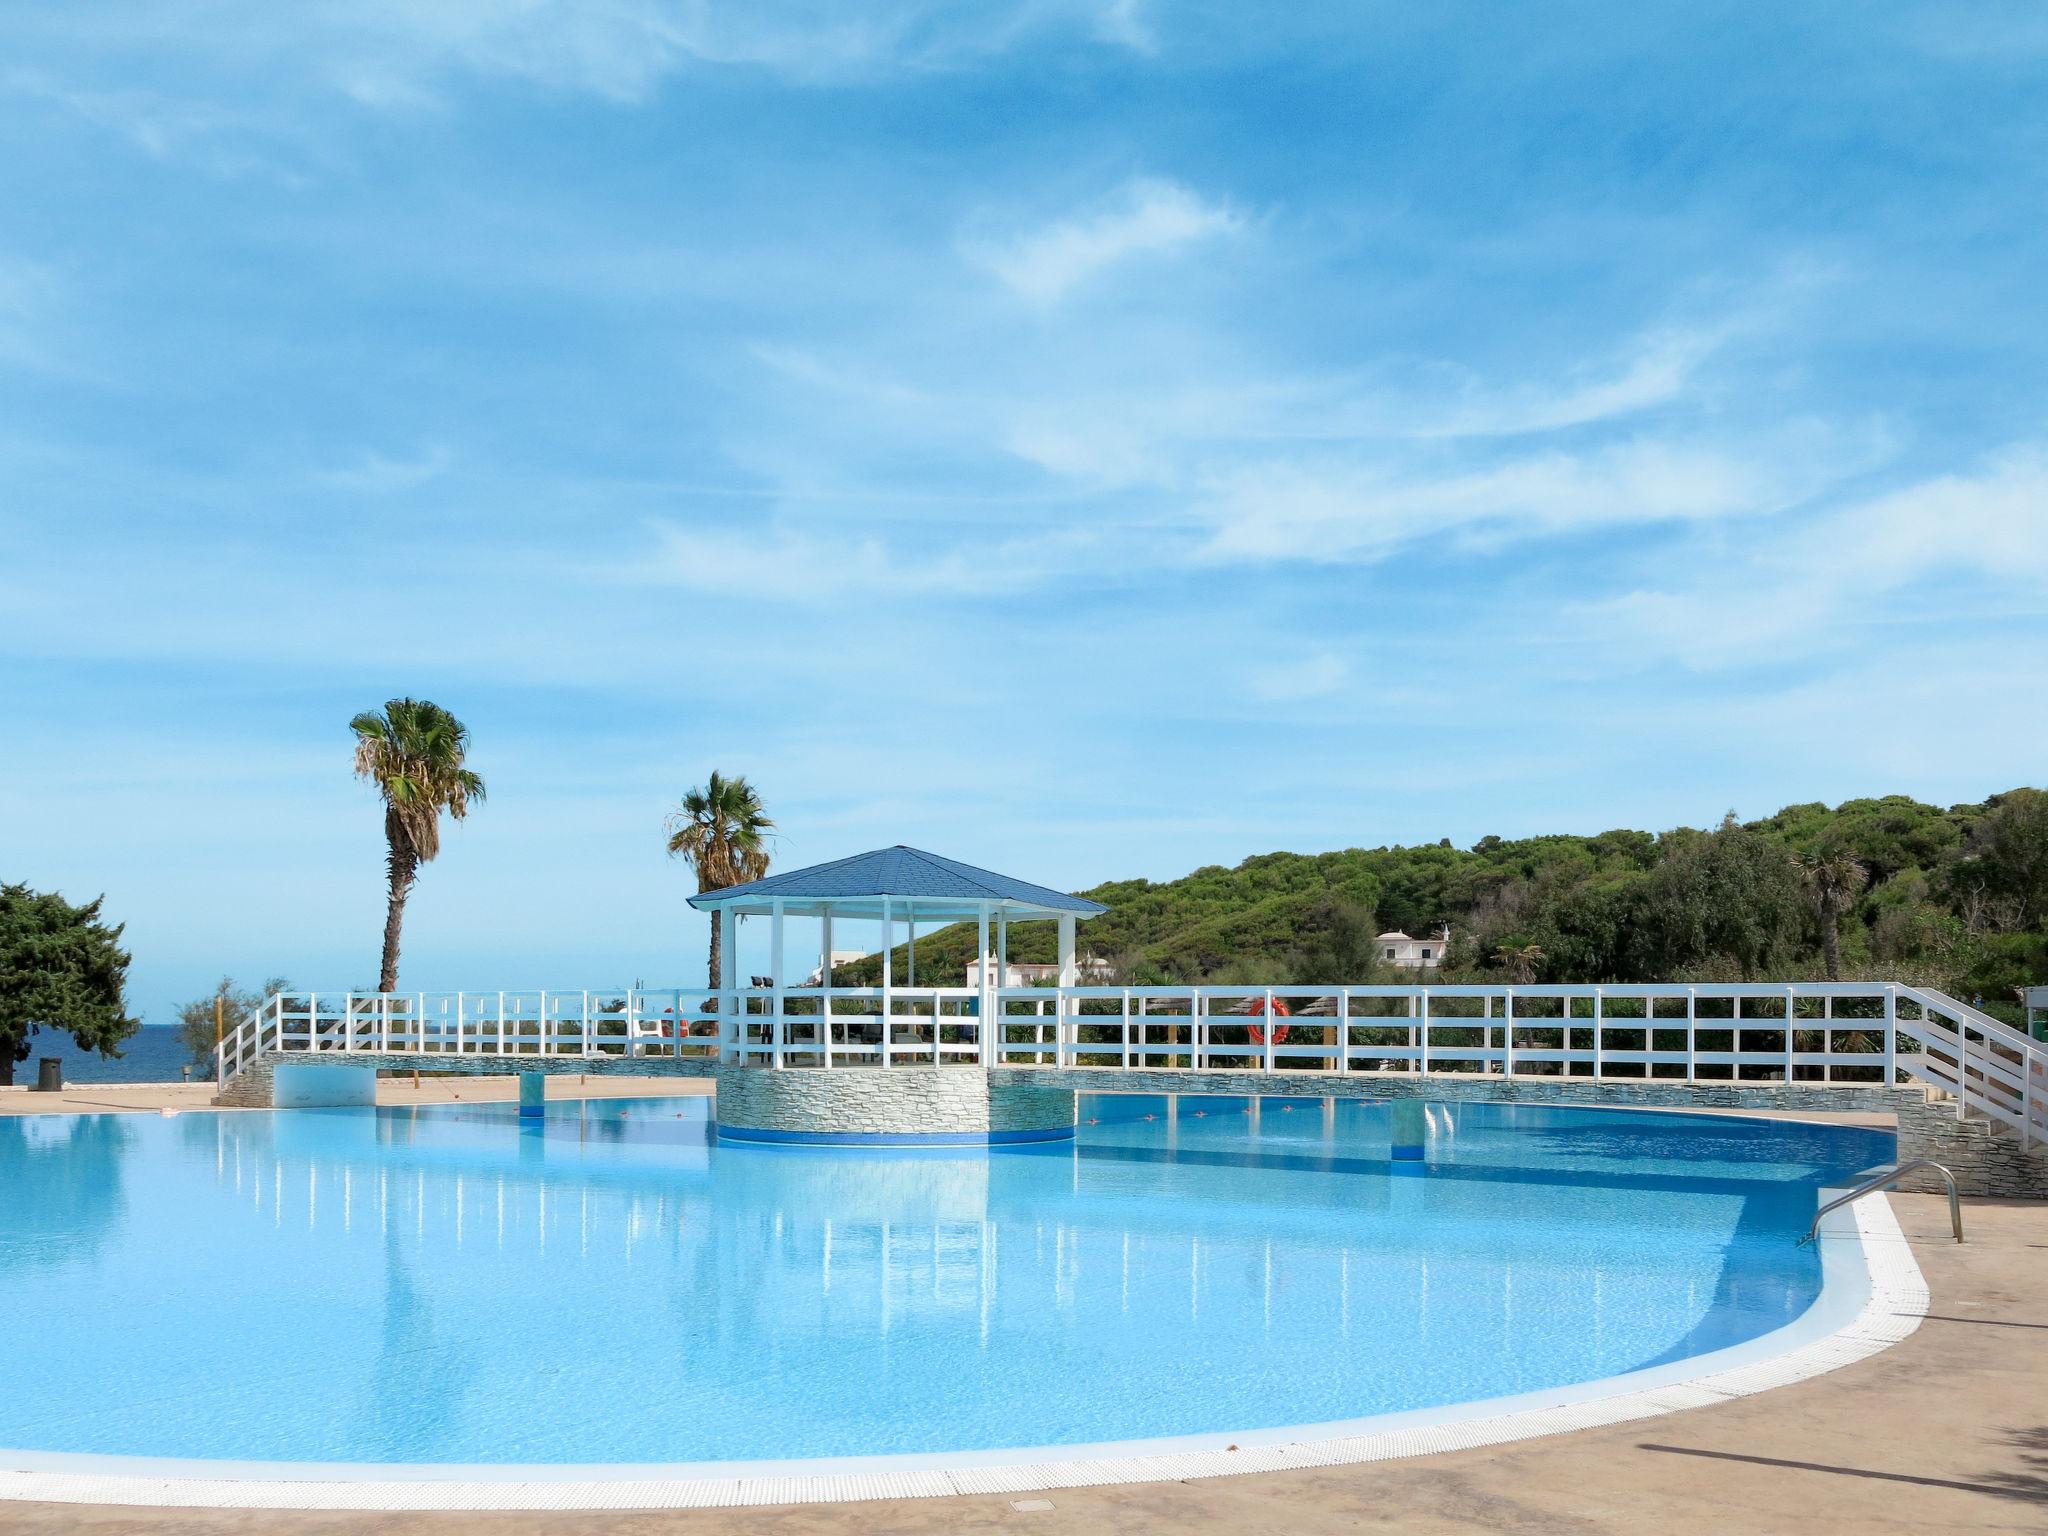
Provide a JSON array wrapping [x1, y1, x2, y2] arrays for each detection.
[[1802, 1160, 1962, 1245]]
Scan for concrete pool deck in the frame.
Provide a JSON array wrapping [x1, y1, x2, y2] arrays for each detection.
[[0, 1075, 716, 1115], [0, 1194, 2039, 1533]]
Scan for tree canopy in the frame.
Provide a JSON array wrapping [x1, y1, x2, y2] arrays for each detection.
[[0, 884, 138, 1086], [834, 789, 2048, 1023]]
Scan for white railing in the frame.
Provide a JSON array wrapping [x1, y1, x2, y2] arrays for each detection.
[[217, 980, 2047, 1148], [215, 988, 723, 1086]]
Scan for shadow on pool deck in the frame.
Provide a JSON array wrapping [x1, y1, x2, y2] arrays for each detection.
[[1, 1193, 2043, 1536]]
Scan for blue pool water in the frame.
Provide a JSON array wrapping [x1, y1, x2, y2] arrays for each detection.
[[0, 1095, 1891, 1467]]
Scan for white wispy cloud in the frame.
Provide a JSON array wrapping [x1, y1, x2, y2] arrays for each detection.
[[1409, 326, 1726, 439], [1192, 436, 1820, 566], [1584, 447, 2048, 669], [965, 178, 1241, 306], [315, 445, 455, 494], [0, 254, 68, 373], [611, 517, 1108, 600], [1247, 651, 1348, 703], [5, 2, 1160, 113]]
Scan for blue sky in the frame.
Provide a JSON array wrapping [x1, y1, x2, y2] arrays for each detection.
[[3, 2, 2045, 1018]]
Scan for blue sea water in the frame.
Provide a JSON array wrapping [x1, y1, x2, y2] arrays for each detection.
[[0, 1094, 1891, 1467], [12, 1025, 196, 1084]]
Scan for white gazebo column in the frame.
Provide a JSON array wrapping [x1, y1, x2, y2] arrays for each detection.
[[1056, 911, 1076, 1062], [770, 897, 786, 1069], [718, 905, 739, 1064], [906, 904, 916, 987], [976, 901, 992, 1065], [879, 895, 893, 1068], [997, 906, 1010, 1068], [820, 907, 835, 1067]]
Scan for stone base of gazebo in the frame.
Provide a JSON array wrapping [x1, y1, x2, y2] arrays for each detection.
[[712, 1064, 1076, 1145]]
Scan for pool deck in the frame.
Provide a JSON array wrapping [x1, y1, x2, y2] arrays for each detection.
[[0, 1192, 2039, 1534], [0, 1076, 715, 1115]]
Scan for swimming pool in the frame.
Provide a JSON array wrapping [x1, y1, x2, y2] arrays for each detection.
[[0, 1094, 1899, 1489]]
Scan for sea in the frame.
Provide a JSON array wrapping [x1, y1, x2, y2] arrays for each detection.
[[13, 1026, 199, 1085]]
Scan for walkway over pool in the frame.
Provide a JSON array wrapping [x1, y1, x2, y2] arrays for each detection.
[[213, 848, 2048, 1193]]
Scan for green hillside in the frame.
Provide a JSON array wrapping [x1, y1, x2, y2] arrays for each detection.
[[835, 789, 2048, 1023]]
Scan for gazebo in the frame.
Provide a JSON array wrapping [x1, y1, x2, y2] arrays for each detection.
[[687, 845, 1106, 1042], [689, 847, 1106, 1142]]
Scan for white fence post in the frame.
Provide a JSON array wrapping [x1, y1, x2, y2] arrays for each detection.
[[1337, 989, 1350, 1074], [1504, 989, 1515, 1077], [1591, 990, 1603, 1080], [1884, 986, 1897, 1084], [1418, 990, 1430, 1077]]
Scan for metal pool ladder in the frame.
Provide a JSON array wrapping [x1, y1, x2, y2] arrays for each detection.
[[1801, 1160, 1963, 1246]]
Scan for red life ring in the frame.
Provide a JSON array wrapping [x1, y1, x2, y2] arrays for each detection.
[[1247, 996, 1291, 1045]]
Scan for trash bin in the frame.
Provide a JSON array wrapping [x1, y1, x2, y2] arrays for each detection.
[[35, 1057, 63, 1092]]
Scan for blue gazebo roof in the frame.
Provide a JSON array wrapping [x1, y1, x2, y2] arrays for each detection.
[[686, 845, 1107, 921]]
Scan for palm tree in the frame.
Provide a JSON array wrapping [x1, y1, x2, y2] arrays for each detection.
[[665, 772, 774, 988], [1794, 848, 1869, 981], [350, 699, 485, 994], [1491, 943, 1545, 985]]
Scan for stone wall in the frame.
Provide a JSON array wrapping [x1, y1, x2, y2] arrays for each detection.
[[712, 1064, 1075, 1141], [1896, 1095, 2048, 1198]]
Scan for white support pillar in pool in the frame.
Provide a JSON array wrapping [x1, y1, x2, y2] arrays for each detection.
[[879, 895, 893, 1067], [1389, 1096, 1425, 1163], [820, 907, 835, 1067], [718, 905, 739, 1063], [519, 1070, 545, 1119], [770, 897, 786, 1069]]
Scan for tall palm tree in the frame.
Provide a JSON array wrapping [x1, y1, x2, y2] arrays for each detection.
[[350, 699, 485, 994], [1794, 848, 1869, 981], [666, 772, 774, 988]]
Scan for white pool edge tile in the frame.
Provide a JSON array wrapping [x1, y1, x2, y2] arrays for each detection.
[[0, 1195, 1929, 1511]]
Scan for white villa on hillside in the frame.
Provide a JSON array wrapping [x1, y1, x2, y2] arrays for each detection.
[[964, 954, 1115, 989], [802, 950, 873, 986], [1379, 928, 1450, 968]]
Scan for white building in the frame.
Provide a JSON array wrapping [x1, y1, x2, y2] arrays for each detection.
[[1378, 929, 1450, 969], [964, 954, 1114, 989], [802, 950, 873, 986]]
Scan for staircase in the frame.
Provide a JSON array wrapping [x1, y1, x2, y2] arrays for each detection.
[[1887, 985, 2048, 1196]]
